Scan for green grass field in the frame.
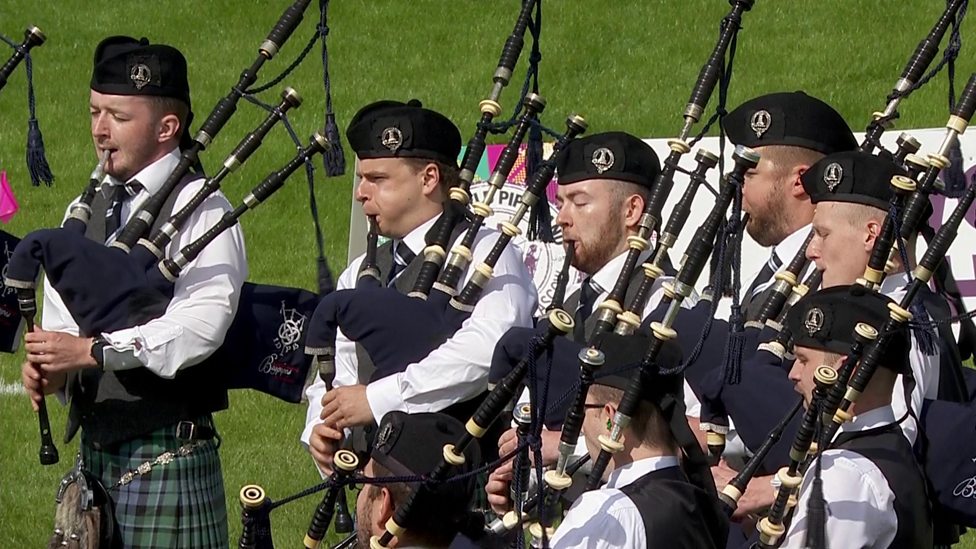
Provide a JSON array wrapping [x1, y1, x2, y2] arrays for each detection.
[[1, 0, 975, 546]]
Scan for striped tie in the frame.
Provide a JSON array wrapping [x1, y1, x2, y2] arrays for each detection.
[[387, 241, 416, 286]]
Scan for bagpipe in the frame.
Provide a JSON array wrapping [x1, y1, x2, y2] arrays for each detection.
[[5, 0, 328, 471], [481, 1, 756, 544], [236, 3, 574, 545], [298, 111, 586, 549]]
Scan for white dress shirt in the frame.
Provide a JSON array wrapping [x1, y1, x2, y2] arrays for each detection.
[[781, 406, 900, 549], [880, 272, 940, 446], [302, 212, 538, 448], [741, 224, 813, 301], [41, 148, 248, 378], [549, 455, 681, 549]]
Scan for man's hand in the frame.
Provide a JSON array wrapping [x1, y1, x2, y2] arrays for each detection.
[[711, 459, 775, 521], [487, 426, 565, 515], [486, 459, 513, 516], [25, 329, 96, 375], [21, 361, 66, 412], [321, 384, 374, 429], [308, 422, 344, 475], [497, 426, 562, 467]]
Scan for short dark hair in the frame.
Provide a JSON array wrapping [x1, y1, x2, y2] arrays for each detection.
[[148, 95, 190, 132], [761, 145, 825, 177], [589, 384, 676, 452], [608, 180, 650, 207], [402, 157, 460, 188]]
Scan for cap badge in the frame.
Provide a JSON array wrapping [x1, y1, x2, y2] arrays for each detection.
[[591, 147, 615, 174], [804, 307, 825, 336], [750, 110, 771, 138], [376, 420, 395, 449], [823, 162, 843, 192], [129, 63, 152, 90], [381, 127, 403, 153]]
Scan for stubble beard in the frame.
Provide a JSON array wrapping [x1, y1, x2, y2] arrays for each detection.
[[576, 209, 627, 275], [746, 188, 791, 247]]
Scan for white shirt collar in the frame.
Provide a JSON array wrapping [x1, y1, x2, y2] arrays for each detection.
[[103, 147, 182, 196], [604, 455, 681, 490], [588, 248, 652, 295], [397, 212, 441, 257], [772, 223, 812, 266], [837, 404, 897, 435]]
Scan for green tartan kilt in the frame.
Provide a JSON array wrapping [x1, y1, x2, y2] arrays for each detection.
[[81, 419, 228, 548]]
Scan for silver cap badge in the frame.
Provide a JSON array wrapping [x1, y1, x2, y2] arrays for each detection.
[[750, 110, 771, 138], [804, 307, 825, 335], [823, 162, 843, 192], [129, 63, 152, 90], [591, 147, 615, 174], [381, 127, 403, 153], [376, 420, 395, 449]]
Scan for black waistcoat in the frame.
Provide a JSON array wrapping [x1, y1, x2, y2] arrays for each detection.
[[562, 258, 656, 345], [69, 174, 229, 448], [617, 465, 728, 549], [832, 424, 934, 549]]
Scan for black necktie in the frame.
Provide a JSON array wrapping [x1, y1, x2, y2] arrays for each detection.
[[104, 180, 144, 241], [387, 241, 416, 286], [574, 278, 598, 341]]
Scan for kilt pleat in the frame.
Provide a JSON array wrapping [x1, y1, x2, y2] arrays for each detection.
[[81, 418, 229, 548]]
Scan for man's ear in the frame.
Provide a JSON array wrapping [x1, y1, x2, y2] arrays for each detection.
[[623, 193, 645, 230], [864, 218, 882, 252], [789, 164, 811, 199], [603, 402, 624, 444], [156, 113, 181, 144], [378, 487, 395, 530], [419, 162, 441, 197]]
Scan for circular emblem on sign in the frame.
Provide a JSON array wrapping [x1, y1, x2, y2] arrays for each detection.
[[591, 147, 615, 174], [804, 307, 825, 336], [129, 63, 152, 90], [381, 127, 403, 153], [823, 162, 844, 192], [750, 109, 771, 138]]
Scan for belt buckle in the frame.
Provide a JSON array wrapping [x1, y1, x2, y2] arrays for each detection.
[[176, 421, 196, 441]]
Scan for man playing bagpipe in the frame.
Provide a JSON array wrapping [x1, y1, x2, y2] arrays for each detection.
[[302, 100, 537, 473], [692, 91, 856, 473], [779, 285, 932, 548], [21, 36, 247, 546], [720, 91, 857, 320], [355, 411, 482, 549], [803, 150, 950, 445], [546, 347, 729, 549], [485, 131, 703, 513]]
